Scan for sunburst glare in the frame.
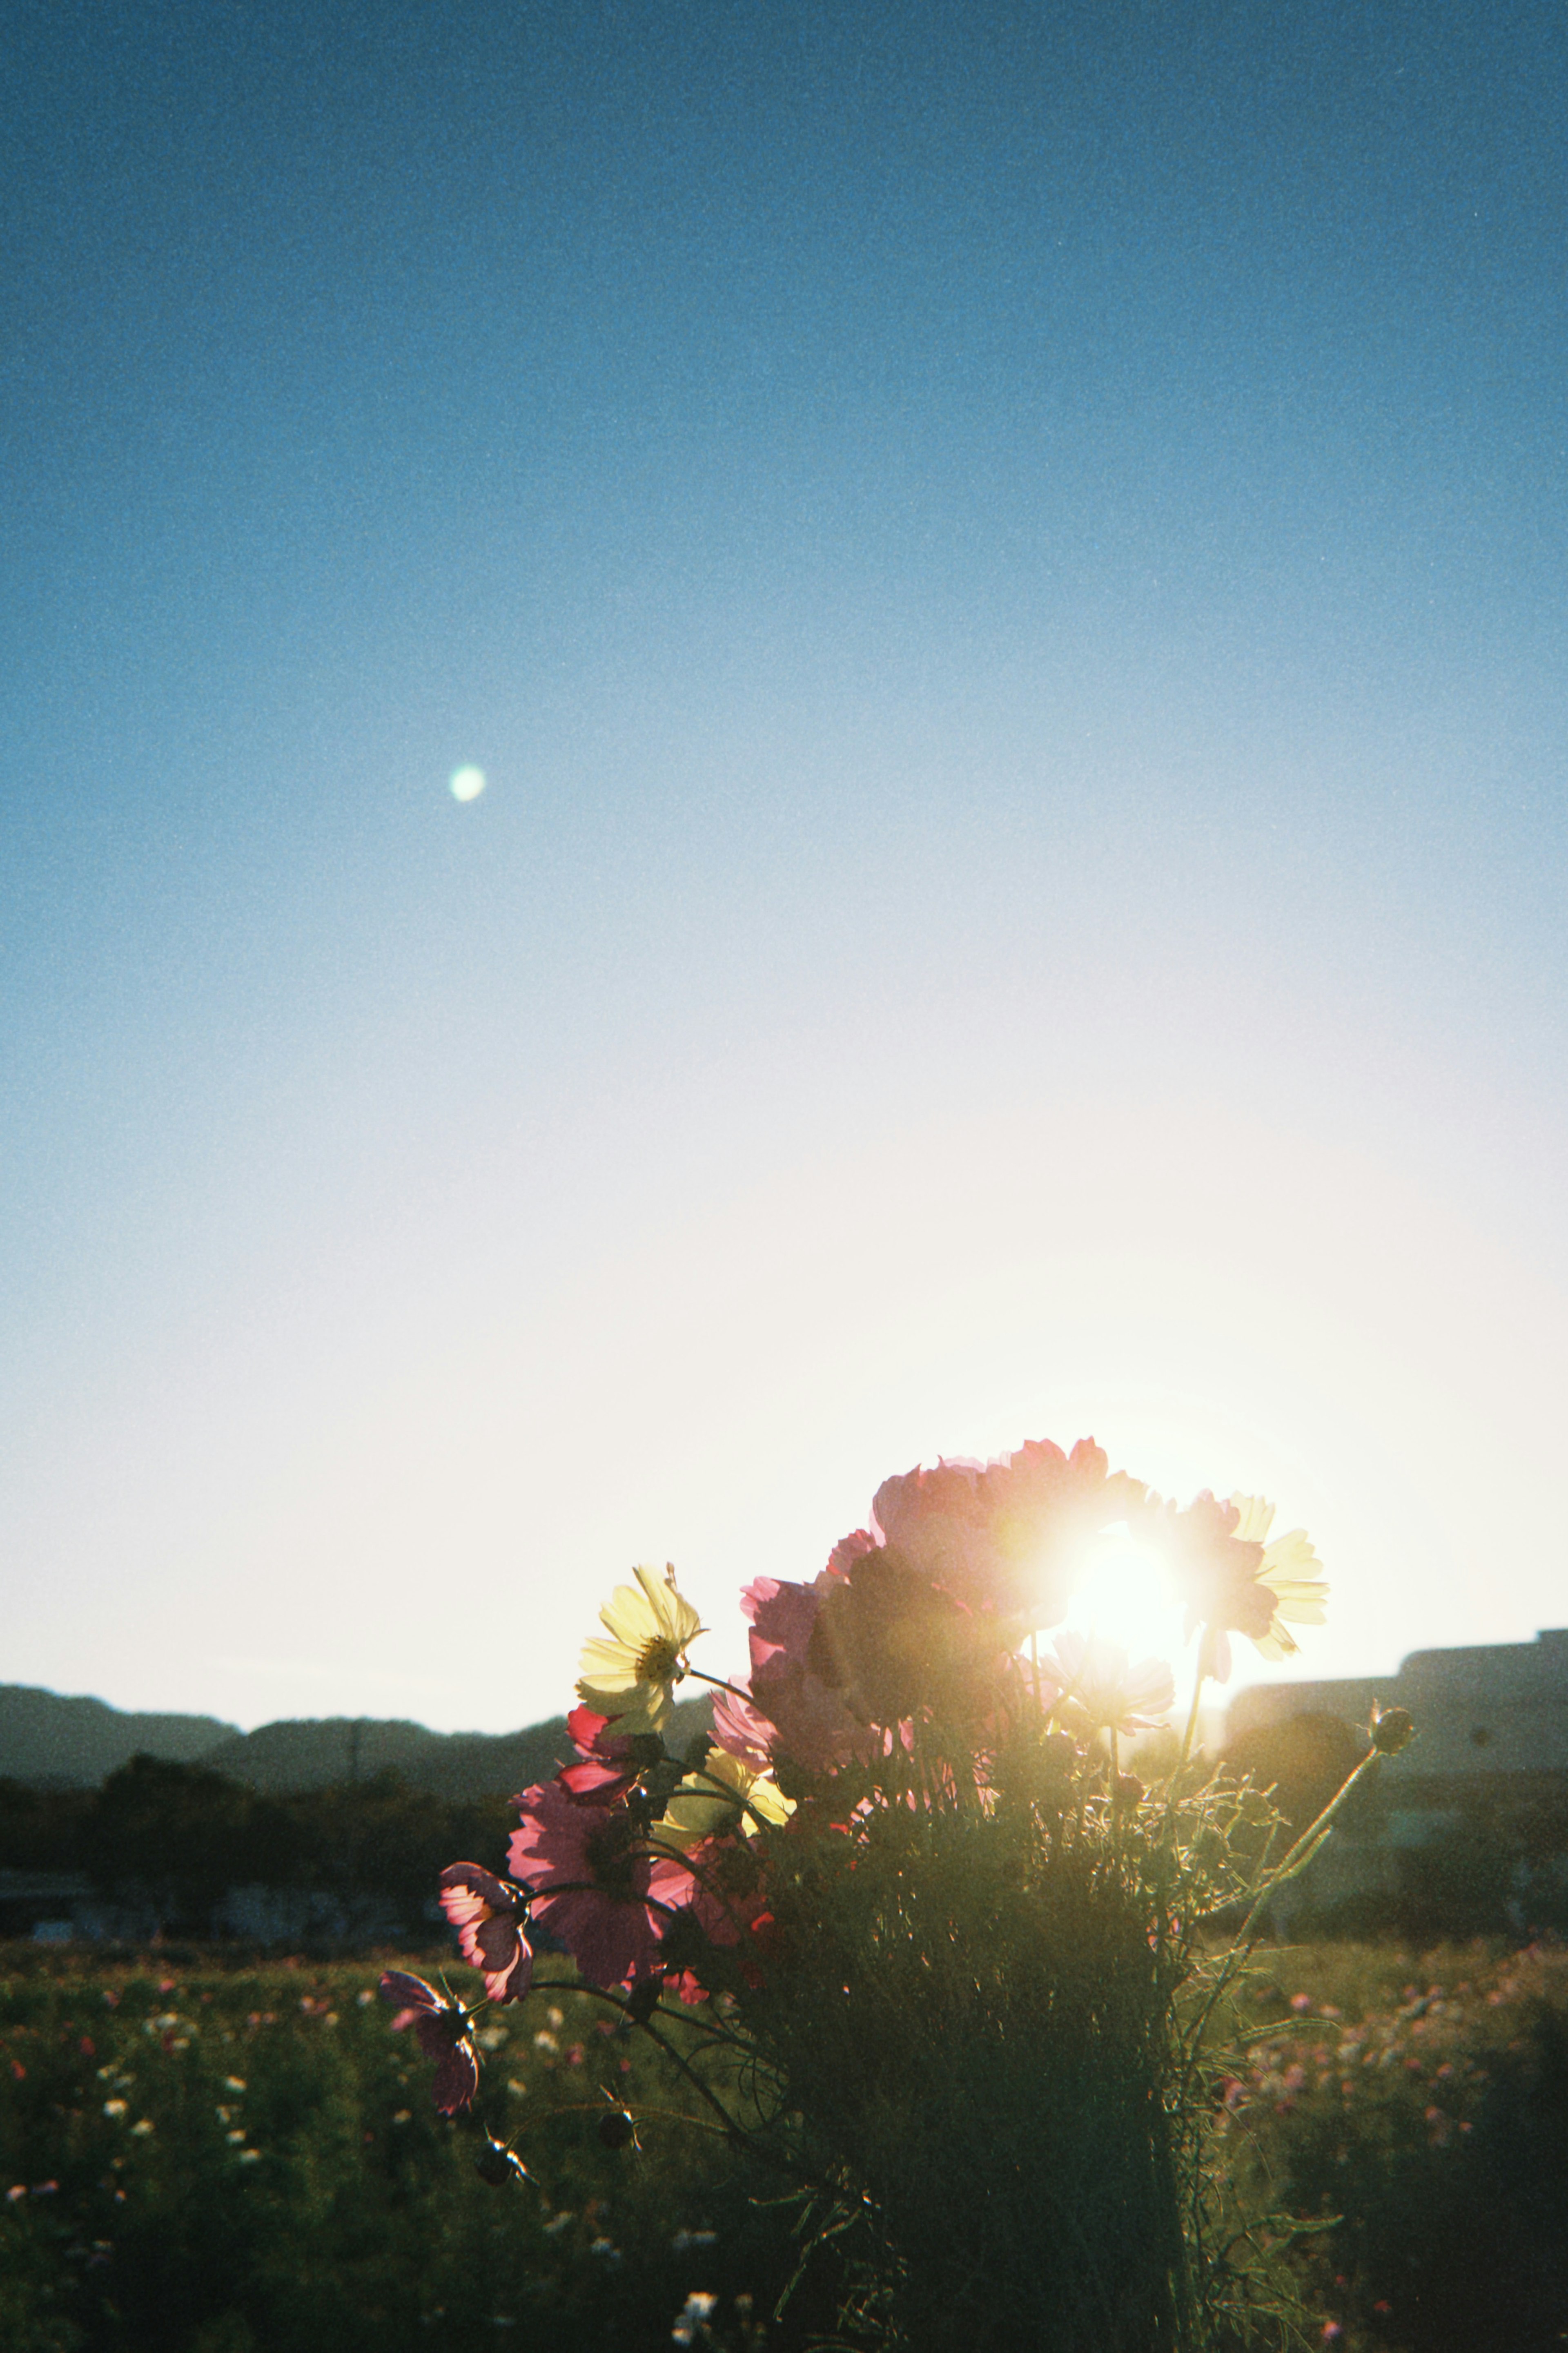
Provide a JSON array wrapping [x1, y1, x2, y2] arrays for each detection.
[[1059, 1527, 1188, 1682]]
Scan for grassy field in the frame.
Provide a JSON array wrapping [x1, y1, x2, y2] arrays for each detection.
[[1, 1939, 1564, 2352]]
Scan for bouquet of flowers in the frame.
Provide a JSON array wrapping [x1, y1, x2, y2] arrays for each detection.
[[383, 1437, 1411, 2351]]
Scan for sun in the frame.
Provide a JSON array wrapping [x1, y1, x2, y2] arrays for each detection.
[[1058, 1526, 1189, 1681]]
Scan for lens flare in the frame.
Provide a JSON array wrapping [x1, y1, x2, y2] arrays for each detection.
[[1061, 1528, 1185, 1671], [448, 765, 486, 803]]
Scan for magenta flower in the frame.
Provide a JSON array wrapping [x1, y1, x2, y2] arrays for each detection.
[[710, 1680, 778, 1773], [742, 1575, 862, 1771], [871, 1437, 1146, 1624], [437, 1863, 534, 2003], [558, 1704, 645, 1801], [508, 1779, 692, 1991], [379, 1971, 479, 2114]]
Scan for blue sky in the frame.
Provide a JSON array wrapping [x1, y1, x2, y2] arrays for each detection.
[[3, 0, 1566, 1733]]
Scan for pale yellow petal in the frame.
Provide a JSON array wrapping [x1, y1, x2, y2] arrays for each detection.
[[576, 1678, 673, 1734], [600, 1581, 659, 1645], [1228, 1494, 1277, 1545], [635, 1562, 702, 1648], [577, 1639, 640, 1687]]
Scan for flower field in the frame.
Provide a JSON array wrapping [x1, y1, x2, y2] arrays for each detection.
[[0, 1947, 806, 2353], [1, 1937, 1563, 2352]]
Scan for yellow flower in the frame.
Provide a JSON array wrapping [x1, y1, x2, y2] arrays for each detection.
[[651, 1747, 794, 1849], [576, 1562, 703, 1734], [1228, 1495, 1329, 1662]]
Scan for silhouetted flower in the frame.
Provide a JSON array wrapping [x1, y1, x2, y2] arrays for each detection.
[[437, 1864, 534, 2003], [1153, 1489, 1328, 1681], [743, 1574, 862, 1769], [379, 1971, 478, 2113]]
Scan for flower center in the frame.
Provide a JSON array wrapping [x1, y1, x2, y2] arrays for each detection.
[[635, 1635, 683, 1685]]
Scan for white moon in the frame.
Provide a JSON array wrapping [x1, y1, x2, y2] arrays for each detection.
[[449, 765, 486, 803]]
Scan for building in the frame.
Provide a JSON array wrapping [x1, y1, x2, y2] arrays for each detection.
[[1223, 1628, 1568, 1936]]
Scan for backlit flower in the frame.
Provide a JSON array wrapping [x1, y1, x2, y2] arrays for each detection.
[[743, 1574, 862, 1770], [651, 1748, 794, 1850], [1232, 1496, 1329, 1663], [871, 1437, 1147, 1626], [379, 1970, 479, 2114], [508, 1779, 692, 1991], [709, 1680, 778, 1773], [577, 1563, 703, 1735], [558, 1704, 659, 1800], [437, 1864, 534, 2003], [1154, 1490, 1327, 1680], [1047, 1630, 1175, 1738]]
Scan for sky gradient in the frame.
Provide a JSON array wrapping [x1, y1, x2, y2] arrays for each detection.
[[3, 0, 1566, 1733]]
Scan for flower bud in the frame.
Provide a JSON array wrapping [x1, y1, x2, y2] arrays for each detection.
[[474, 2138, 529, 2187], [598, 2109, 636, 2150], [1369, 1703, 1415, 1756]]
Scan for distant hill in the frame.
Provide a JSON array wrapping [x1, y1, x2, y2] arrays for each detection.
[[0, 1686, 236, 1789], [202, 1697, 715, 1798], [0, 1684, 713, 1800]]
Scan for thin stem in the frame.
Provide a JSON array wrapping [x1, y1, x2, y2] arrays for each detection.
[[684, 1667, 757, 1707]]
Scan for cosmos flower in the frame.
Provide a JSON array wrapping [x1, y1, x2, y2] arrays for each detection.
[[743, 1574, 863, 1770], [1230, 1495, 1330, 1663], [709, 1680, 779, 1773], [1154, 1490, 1328, 1682], [379, 1971, 479, 2114], [1045, 1630, 1175, 1738], [437, 1864, 534, 2003], [557, 1704, 657, 1801], [577, 1563, 703, 1735], [870, 1437, 1148, 1626], [651, 1747, 794, 1851], [508, 1779, 692, 1991]]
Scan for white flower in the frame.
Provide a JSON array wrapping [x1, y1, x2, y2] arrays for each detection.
[[1047, 1630, 1175, 1737]]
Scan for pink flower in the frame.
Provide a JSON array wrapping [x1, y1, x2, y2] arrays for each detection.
[[710, 1681, 777, 1773], [379, 1971, 479, 2114], [557, 1705, 650, 1801], [742, 1575, 862, 1770], [871, 1437, 1146, 1624], [508, 1780, 691, 1992], [437, 1864, 534, 2003]]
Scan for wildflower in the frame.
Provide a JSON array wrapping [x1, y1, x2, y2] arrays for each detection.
[[709, 1680, 777, 1773], [508, 1779, 691, 1991], [379, 1971, 479, 2114], [1152, 1490, 1327, 1681], [437, 1864, 534, 2003], [652, 1749, 793, 1850], [871, 1436, 1147, 1624], [559, 1705, 660, 1801], [474, 2136, 530, 2187], [808, 1546, 1009, 1726], [577, 1564, 703, 1734], [742, 1575, 862, 1769], [1046, 1630, 1175, 1738]]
